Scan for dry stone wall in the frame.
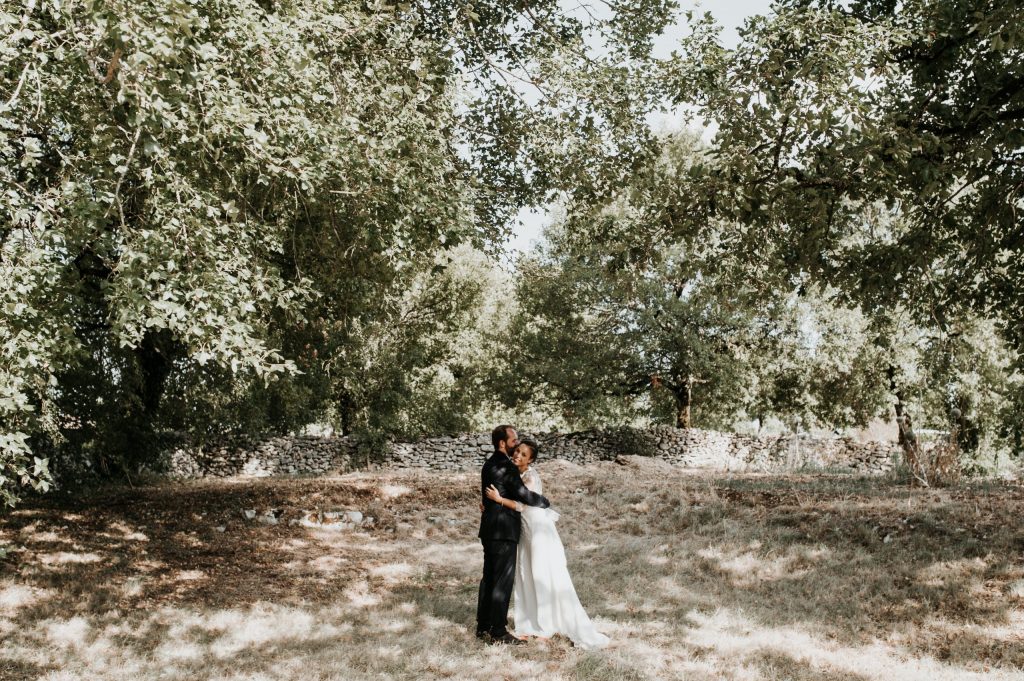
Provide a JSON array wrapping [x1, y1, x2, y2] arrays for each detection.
[[167, 435, 359, 479], [163, 427, 903, 479]]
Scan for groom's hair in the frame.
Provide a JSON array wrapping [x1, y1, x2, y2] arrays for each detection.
[[519, 438, 540, 462], [491, 424, 514, 451]]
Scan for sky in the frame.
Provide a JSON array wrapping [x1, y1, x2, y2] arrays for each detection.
[[504, 0, 776, 256]]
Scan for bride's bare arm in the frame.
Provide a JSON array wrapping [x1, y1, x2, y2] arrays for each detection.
[[485, 484, 524, 511]]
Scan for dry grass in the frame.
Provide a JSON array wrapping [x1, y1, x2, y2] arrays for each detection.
[[1, 458, 1023, 681]]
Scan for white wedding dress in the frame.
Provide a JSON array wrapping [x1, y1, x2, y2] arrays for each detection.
[[513, 467, 610, 650]]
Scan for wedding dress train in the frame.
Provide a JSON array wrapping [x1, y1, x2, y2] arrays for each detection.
[[513, 467, 610, 650]]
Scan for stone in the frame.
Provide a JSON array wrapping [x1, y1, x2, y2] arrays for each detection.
[[325, 522, 353, 531], [298, 516, 321, 529], [243, 509, 257, 520], [162, 428, 900, 479]]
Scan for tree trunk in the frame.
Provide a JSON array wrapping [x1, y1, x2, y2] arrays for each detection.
[[136, 330, 175, 417], [888, 364, 927, 484], [887, 365, 910, 448], [336, 390, 357, 436], [952, 395, 979, 456], [674, 380, 692, 428]]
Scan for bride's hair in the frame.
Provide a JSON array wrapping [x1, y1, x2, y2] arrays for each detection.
[[519, 438, 540, 462]]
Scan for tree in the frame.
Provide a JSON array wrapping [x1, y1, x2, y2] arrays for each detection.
[[503, 224, 909, 433], [649, 1, 1023, 459], [662, 1, 1022, 336], [502, 235, 756, 429], [497, 132, 894, 432], [0, 0, 676, 504]]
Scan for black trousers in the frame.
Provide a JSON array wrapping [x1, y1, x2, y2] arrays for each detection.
[[476, 539, 517, 636]]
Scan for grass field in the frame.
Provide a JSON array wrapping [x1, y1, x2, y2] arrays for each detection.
[[2, 457, 1023, 680]]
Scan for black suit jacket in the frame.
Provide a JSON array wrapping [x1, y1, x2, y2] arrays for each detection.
[[478, 451, 550, 543]]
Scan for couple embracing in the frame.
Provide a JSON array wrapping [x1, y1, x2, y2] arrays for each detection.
[[475, 424, 610, 649]]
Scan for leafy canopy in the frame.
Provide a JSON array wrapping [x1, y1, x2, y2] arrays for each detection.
[[0, 0, 675, 505]]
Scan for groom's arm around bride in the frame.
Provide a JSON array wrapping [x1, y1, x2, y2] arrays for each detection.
[[484, 454, 549, 510], [479, 446, 549, 543]]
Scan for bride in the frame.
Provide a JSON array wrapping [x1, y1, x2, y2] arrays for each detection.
[[485, 438, 610, 650]]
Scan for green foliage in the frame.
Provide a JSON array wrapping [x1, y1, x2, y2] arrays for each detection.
[[500, 118, 1022, 467], [0, 0, 674, 505], [639, 1, 1024, 461], [282, 244, 492, 440], [499, 133, 906, 434], [660, 0, 1023, 358], [888, 314, 1022, 471], [6, 0, 1018, 508]]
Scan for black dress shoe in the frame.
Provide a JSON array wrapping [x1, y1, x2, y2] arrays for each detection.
[[475, 630, 490, 641], [489, 633, 526, 646]]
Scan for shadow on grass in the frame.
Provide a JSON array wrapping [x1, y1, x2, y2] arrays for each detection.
[[0, 476, 508, 680], [1, 469, 1023, 680], [0, 659, 49, 681], [753, 650, 871, 681], [575, 470, 1024, 672]]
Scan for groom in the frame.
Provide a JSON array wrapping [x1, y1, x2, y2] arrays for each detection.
[[476, 424, 550, 644]]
